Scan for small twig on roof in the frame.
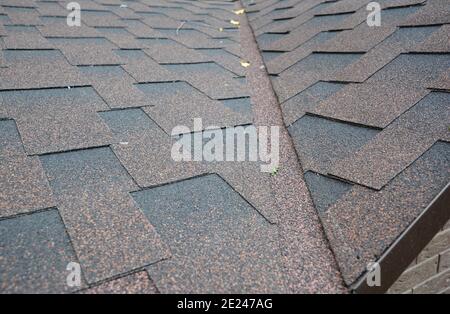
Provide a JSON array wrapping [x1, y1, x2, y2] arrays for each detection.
[[176, 22, 186, 35]]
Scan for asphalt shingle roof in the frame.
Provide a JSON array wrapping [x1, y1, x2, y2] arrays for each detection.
[[0, 0, 449, 293], [252, 0, 450, 288]]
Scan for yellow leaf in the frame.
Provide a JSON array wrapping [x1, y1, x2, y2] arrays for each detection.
[[240, 60, 250, 68], [219, 27, 224, 32], [230, 19, 240, 26], [233, 9, 245, 15]]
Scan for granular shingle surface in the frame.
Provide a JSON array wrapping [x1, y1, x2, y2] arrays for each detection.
[[0, 209, 82, 293], [40, 147, 169, 284], [0, 87, 113, 155], [1, 0, 449, 294], [133, 174, 286, 293], [0, 119, 55, 217], [247, 0, 450, 289]]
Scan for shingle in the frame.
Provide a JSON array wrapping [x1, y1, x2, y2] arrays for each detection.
[[316, 0, 369, 15], [133, 174, 286, 293], [99, 108, 160, 136], [0, 9, 9, 17], [0, 50, 88, 90], [141, 15, 184, 29], [38, 17, 102, 38], [314, 54, 448, 130], [198, 14, 237, 29], [400, 0, 450, 26], [164, 63, 249, 99], [4, 7, 42, 26], [281, 81, 346, 126], [331, 26, 441, 82], [82, 10, 126, 28], [262, 0, 321, 21], [266, 31, 339, 74], [123, 19, 165, 38], [195, 48, 245, 76], [3, 25, 53, 49], [95, 27, 145, 50], [255, 3, 315, 35], [100, 108, 204, 187], [0, 87, 113, 155], [126, 1, 158, 13], [0, 90, 8, 114], [55, 186, 169, 284], [311, 82, 428, 128], [245, 0, 279, 13], [258, 9, 296, 26], [0, 0, 36, 8], [192, 24, 239, 41], [0, 21, 6, 37], [329, 92, 450, 190], [69, 0, 107, 12], [0, 119, 55, 218], [388, 25, 441, 49], [256, 33, 285, 47], [35, 1, 67, 16], [170, 126, 280, 224], [109, 6, 141, 19], [316, 24, 396, 53], [429, 71, 450, 91], [121, 55, 176, 83], [156, 28, 235, 49], [261, 12, 354, 51], [113, 49, 148, 63], [0, 209, 82, 293], [211, 159, 279, 224], [142, 38, 211, 64], [288, 115, 379, 174], [78, 65, 150, 109], [304, 171, 352, 214], [382, 0, 426, 7], [49, 38, 122, 66], [96, 0, 126, 7], [326, 5, 369, 29], [40, 148, 169, 284], [0, 155, 55, 218], [412, 24, 450, 53], [40, 146, 136, 192], [368, 53, 450, 87], [149, 6, 200, 21], [273, 52, 361, 102], [138, 81, 252, 134], [262, 51, 283, 63], [283, 51, 359, 76], [220, 97, 252, 114], [0, 119, 24, 156], [223, 43, 242, 58], [248, 0, 295, 21], [316, 1, 424, 26], [322, 141, 450, 284]]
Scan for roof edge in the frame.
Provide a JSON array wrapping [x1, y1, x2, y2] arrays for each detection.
[[352, 181, 450, 294]]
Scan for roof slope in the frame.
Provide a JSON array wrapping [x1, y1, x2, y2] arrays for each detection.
[[0, 0, 344, 293], [249, 0, 450, 286], [0, 0, 448, 294]]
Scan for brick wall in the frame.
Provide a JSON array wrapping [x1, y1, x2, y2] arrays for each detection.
[[388, 219, 450, 294]]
